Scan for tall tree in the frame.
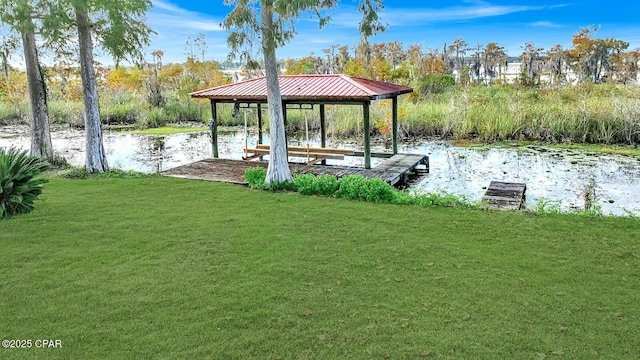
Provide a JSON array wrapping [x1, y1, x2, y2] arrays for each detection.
[[0, 0, 54, 161], [386, 40, 404, 70], [482, 42, 506, 84], [406, 44, 424, 80], [567, 26, 629, 83], [545, 44, 567, 85], [610, 48, 639, 84], [446, 38, 468, 83], [335, 45, 351, 73], [520, 42, 544, 85], [468, 44, 482, 84], [46, 0, 154, 172], [223, 0, 384, 184], [73, 1, 108, 171]]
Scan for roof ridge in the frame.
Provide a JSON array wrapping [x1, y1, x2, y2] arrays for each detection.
[[339, 74, 376, 96]]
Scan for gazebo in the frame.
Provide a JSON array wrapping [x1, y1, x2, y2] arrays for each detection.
[[190, 74, 413, 169]]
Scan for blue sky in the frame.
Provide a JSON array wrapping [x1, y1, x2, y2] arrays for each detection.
[[3, 1, 638, 67], [113, 1, 640, 65]]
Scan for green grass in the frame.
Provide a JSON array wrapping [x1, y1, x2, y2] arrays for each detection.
[[1, 177, 639, 359], [131, 126, 208, 135]]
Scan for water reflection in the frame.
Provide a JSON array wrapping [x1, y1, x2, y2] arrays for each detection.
[[1, 126, 639, 216]]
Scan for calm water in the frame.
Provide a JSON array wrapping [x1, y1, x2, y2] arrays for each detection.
[[2, 126, 639, 216]]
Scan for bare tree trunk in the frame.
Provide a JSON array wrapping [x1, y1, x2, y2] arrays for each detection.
[[261, 2, 292, 184], [76, 4, 109, 172], [22, 25, 53, 162]]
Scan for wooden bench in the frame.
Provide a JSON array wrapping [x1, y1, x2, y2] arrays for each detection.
[[244, 144, 355, 165]]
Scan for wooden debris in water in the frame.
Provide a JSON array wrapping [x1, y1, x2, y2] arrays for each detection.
[[482, 181, 527, 211]]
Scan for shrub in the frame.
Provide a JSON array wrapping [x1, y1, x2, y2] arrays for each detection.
[[140, 107, 169, 129], [164, 98, 205, 122], [101, 102, 139, 125], [293, 174, 316, 195], [336, 175, 395, 203], [411, 192, 475, 208], [0, 147, 50, 219], [60, 167, 146, 180], [244, 167, 266, 189], [392, 190, 414, 205], [265, 180, 297, 192], [246, 168, 478, 209], [416, 74, 456, 98], [294, 174, 339, 196], [313, 174, 340, 196], [48, 100, 84, 126], [244, 167, 297, 191], [335, 175, 367, 200]]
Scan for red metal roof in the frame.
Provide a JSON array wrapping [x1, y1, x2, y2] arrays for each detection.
[[190, 74, 413, 102]]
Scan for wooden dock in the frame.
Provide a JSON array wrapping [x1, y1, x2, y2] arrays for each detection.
[[368, 153, 430, 185], [161, 153, 429, 187], [481, 181, 527, 210]]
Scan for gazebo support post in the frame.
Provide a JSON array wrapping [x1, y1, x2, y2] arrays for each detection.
[[282, 101, 288, 157], [363, 101, 371, 169], [320, 104, 326, 148], [257, 103, 263, 144], [392, 97, 398, 154], [209, 100, 219, 158]]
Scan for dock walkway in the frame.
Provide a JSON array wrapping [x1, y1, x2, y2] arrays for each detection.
[[161, 154, 428, 187]]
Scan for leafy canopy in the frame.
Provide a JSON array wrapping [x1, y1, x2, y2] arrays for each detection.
[[2, 0, 155, 66], [222, 0, 384, 57]]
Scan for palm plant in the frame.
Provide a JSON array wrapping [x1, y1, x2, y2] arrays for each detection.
[[0, 147, 50, 219]]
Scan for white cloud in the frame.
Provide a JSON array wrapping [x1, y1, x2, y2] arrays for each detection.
[[149, 0, 224, 33], [528, 21, 564, 28], [145, 0, 228, 64], [382, 5, 538, 24], [152, 0, 188, 14], [328, 2, 570, 27]]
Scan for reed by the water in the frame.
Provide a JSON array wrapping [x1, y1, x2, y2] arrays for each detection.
[[2, 83, 638, 145]]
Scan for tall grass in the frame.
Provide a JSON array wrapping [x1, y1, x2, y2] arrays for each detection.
[[254, 83, 640, 145], [6, 84, 639, 144], [393, 84, 640, 144], [49, 100, 84, 126], [0, 99, 29, 124]]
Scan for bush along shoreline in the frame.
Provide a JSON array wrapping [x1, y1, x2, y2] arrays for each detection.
[[246, 167, 490, 210], [244, 167, 631, 217]]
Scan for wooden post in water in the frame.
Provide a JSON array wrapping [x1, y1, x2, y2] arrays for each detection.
[[209, 100, 219, 158], [363, 101, 371, 169]]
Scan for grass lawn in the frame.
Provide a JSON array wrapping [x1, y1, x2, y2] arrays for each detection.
[[1, 176, 638, 359]]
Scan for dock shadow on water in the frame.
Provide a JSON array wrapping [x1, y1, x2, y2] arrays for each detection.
[[1, 125, 639, 216]]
